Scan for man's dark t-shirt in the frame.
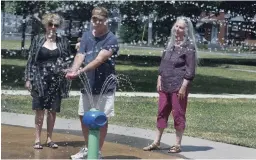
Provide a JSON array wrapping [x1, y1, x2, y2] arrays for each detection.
[[79, 31, 119, 95]]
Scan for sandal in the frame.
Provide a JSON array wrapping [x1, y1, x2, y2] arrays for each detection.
[[47, 141, 58, 149], [33, 142, 43, 149], [143, 143, 160, 151], [168, 145, 181, 153]]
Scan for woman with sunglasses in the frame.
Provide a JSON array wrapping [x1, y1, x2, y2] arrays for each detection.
[[24, 13, 72, 149]]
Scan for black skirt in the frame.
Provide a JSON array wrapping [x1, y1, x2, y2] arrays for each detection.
[[31, 73, 62, 112]]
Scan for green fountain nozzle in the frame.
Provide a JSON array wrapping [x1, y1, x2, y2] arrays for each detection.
[[82, 108, 107, 159]]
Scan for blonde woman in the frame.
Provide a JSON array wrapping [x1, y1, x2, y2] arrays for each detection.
[[24, 13, 72, 149], [143, 16, 197, 153]]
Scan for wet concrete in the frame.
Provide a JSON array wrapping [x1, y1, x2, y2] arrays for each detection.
[[1, 125, 179, 159]]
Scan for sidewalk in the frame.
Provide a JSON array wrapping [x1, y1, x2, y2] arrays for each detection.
[[121, 45, 256, 57], [2, 90, 256, 99], [1, 112, 256, 159]]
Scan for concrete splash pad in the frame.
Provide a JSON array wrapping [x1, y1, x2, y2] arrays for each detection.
[[1, 125, 180, 159]]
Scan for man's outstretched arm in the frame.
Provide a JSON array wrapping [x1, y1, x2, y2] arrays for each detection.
[[80, 49, 113, 73]]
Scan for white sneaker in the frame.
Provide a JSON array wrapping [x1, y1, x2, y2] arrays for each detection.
[[71, 147, 88, 159], [98, 151, 103, 160]]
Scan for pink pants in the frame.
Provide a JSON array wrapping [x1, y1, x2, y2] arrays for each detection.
[[157, 91, 188, 131]]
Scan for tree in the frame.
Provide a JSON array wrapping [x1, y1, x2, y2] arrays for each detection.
[[7, 1, 60, 47], [119, 1, 155, 43], [119, 1, 220, 45], [219, 1, 256, 21]]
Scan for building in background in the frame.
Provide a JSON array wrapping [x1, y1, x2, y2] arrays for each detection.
[[196, 10, 256, 50]]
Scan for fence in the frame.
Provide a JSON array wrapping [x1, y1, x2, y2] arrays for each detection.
[[1, 12, 92, 41]]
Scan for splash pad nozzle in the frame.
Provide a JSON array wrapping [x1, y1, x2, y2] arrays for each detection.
[[82, 108, 107, 159]]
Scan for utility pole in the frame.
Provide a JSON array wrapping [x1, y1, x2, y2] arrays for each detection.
[[2, 1, 5, 40], [21, 3, 28, 50], [148, 14, 153, 46]]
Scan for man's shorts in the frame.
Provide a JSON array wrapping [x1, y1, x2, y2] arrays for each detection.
[[78, 92, 115, 117]]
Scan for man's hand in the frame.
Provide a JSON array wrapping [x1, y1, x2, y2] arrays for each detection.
[[62, 68, 72, 73], [65, 70, 81, 80]]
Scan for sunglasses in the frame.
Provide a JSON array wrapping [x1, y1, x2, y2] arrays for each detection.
[[48, 22, 59, 28]]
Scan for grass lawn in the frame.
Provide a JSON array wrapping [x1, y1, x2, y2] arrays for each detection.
[[218, 64, 256, 71], [1, 95, 256, 149], [1, 40, 31, 50], [119, 48, 256, 59], [2, 40, 256, 59], [2, 58, 256, 94]]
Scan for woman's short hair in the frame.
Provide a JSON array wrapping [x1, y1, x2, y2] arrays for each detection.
[[42, 13, 63, 28]]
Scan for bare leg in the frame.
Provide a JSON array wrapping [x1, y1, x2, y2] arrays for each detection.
[[154, 127, 164, 145], [167, 129, 183, 153], [46, 110, 56, 143], [35, 110, 45, 143], [80, 116, 89, 147], [79, 116, 108, 151], [99, 121, 108, 150], [175, 130, 184, 146], [143, 127, 163, 151]]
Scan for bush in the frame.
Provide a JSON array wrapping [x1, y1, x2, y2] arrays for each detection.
[[118, 23, 147, 43], [197, 43, 208, 50]]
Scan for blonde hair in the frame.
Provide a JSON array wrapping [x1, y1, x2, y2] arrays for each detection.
[[166, 16, 198, 63], [42, 13, 63, 28]]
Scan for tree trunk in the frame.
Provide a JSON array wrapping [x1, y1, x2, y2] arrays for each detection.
[[21, 2, 28, 50], [2, 1, 5, 40]]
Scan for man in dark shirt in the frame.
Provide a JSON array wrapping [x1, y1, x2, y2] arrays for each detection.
[[66, 7, 119, 159]]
